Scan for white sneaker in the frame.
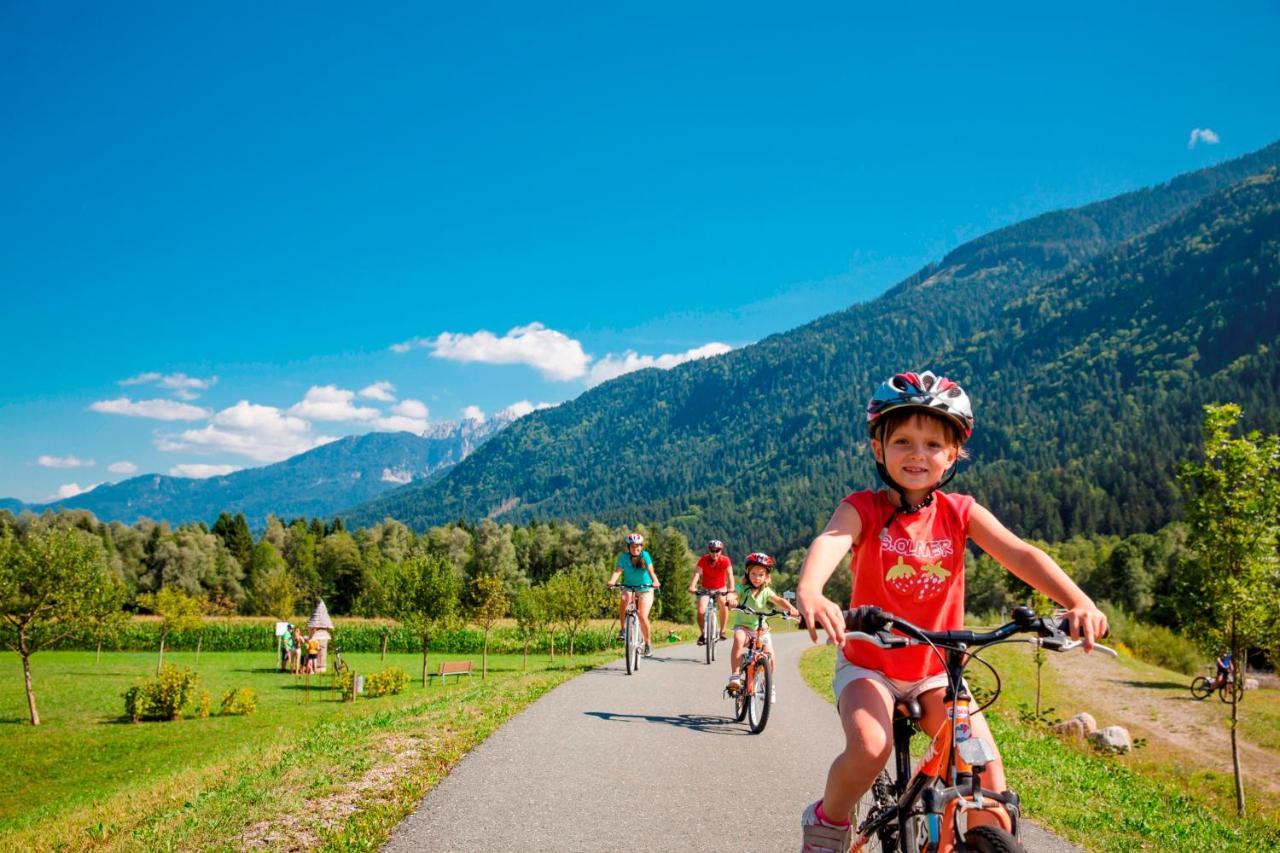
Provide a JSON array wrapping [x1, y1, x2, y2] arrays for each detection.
[[801, 800, 851, 853]]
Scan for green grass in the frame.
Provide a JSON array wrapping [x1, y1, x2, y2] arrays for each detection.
[[0, 635, 663, 851], [799, 645, 1280, 852]]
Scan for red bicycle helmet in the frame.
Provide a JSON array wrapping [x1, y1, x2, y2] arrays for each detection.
[[744, 552, 774, 569]]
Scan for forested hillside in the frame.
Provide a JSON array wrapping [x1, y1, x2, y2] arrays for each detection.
[[347, 144, 1280, 556]]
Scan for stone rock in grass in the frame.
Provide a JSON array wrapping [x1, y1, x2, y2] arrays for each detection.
[[1051, 712, 1097, 742], [1244, 678, 1259, 691], [1088, 725, 1132, 754]]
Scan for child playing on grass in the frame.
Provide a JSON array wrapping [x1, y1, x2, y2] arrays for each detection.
[[795, 370, 1108, 852], [726, 552, 799, 696]]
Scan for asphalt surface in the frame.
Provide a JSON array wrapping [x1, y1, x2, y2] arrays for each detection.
[[385, 632, 1082, 852]]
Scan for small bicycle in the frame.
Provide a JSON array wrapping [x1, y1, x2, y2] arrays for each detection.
[[611, 583, 651, 675], [727, 604, 793, 734], [835, 605, 1116, 853], [696, 588, 728, 664], [1190, 672, 1243, 704]]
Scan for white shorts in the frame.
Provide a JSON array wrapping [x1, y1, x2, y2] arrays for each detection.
[[832, 649, 951, 709], [733, 626, 772, 646]]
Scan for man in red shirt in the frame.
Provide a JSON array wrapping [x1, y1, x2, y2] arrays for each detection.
[[688, 539, 734, 644]]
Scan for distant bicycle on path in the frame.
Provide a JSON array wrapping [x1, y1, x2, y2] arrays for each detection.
[[693, 588, 729, 664], [610, 583, 654, 675]]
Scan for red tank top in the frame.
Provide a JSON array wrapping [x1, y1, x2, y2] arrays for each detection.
[[841, 490, 974, 680]]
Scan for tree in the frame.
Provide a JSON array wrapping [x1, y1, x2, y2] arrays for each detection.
[[394, 553, 462, 686], [0, 526, 121, 725], [544, 568, 606, 658], [469, 574, 508, 678], [138, 586, 205, 675], [1177, 403, 1280, 818], [648, 527, 694, 623], [510, 586, 545, 671], [467, 519, 525, 600], [251, 548, 298, 622], [316, 531, 364, 615], [212, 512, 254, 570]]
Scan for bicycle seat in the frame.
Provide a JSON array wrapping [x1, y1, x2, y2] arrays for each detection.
[[894, 697, 923, 721]]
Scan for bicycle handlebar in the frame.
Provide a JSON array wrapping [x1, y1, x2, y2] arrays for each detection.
[[610, 583, 658, 592], [694, 588, 728, 597], [843, 605, 1116, 656], [733, 604, 796, 621]]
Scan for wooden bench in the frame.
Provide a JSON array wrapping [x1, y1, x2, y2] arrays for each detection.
[[432, 660, 474, 686]]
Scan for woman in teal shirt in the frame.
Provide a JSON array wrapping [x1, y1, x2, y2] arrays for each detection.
[[608, 532, 662, 656]]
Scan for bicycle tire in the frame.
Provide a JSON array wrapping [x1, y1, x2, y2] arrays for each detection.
[[1190, 676, 1213, 700], [630, 614, 641, 673], [710, 608, 717, 662], [959, 825, 1023, 852], [624, 614, 635, 675], [747, 662, 772, 733], [1219, 681, 1243, 704], [852, 770, 898, 852], [705, 606, 714, 665], [734, 670, 749, 721]]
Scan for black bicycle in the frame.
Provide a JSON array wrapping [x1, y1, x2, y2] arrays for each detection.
[[833, 605, 1116, 852], [1190, 672, 1243, 704]]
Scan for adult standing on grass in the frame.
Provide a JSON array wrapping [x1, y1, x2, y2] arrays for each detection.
[[688, 539, 733, 645], [608, 532, 661, 657]]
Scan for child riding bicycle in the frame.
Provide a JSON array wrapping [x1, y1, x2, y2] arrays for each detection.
[[726, 552, 799, 695], [795, 370, 1108, 852]]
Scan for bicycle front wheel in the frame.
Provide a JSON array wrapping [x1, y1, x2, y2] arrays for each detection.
[[704, 606, 714, 665], [961, 825, 1023, 852], [1220, 681, 1243, 704], [624, 615, 636, 675], [709, 608, 718, 662], [1190, 676, 1212, 700], [747, 662, 772, 733]]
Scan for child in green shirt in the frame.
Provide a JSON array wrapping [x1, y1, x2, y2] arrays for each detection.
[[726, 551, 799, 694]]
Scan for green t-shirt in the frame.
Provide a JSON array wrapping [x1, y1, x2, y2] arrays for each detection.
[[731, 583, 776, 629]]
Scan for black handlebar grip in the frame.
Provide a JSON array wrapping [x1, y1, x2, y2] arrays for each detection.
[[844, 605, 888, 633]]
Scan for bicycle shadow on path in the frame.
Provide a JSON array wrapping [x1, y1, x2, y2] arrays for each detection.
[[583, 710, 750, 736]]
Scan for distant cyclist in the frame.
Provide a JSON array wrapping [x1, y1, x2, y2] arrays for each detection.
[[1213, 651, 1234, 689], [688, 539, 734, 645], [608, 532, 661, 657]]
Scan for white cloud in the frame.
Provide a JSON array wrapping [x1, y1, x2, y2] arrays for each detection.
[[429, 322, 591, 381], [1188, 127, 1220, 148], [120, 372, 217, 400], [108, 461, 139, 475], [90, 397, 212, 421], [391, 398, 428, 419], [169, 463, 242, 479], [288, 385, 381, 422], [390, 337, 431, 354], [498, 400, 554, 420], [53, 482, 102, 500], [372, 415, 429, 434], [37, 454, 95, 469], [359, 381, 397, 402], [381, 467, 413, 485], [162, 400, 336, 462], [586, 342, 733, 387], [462, 405, 486, 423]]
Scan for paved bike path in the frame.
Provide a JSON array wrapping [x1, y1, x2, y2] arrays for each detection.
[[385, 632, 1080, 852]]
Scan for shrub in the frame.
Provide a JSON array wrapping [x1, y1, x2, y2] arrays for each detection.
[[196, 690, 212, 718], [219, 687, 257, 716], [338, 668, 356, 702], [364, 666, 409, 698], [122, 665, 199, 722], [1097, 603, 1205, 675]]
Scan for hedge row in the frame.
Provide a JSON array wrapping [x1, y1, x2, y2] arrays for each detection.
[[47, 618, 627, 655]]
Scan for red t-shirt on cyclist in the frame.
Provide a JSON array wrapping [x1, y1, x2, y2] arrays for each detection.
[[841, 489, 974, 681], [697, 552, 733, 590]]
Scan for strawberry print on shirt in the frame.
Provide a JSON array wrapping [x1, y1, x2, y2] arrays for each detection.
[[841, 490, 975, 681]]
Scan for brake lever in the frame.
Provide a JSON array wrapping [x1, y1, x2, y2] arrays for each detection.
[[847, 630, 911, 649]]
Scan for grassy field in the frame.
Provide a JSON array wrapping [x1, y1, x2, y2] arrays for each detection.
[[799, 644, 1280, 852], [2, 620, 695, 851]]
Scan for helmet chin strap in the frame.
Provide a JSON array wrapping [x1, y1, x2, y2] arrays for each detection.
[[874, 460, 958, 533]]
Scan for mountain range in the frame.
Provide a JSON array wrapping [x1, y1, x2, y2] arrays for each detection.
[[5, 414, 515, 528], [344, 141, 1280, 553]]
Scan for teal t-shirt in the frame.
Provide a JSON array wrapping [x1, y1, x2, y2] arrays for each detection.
[[615, 551, 655, 589], [731, 583, 776, 629]]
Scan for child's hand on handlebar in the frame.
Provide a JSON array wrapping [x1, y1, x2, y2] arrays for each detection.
[[1062, 604, 1108, 652], [797, 587, 846, 645]]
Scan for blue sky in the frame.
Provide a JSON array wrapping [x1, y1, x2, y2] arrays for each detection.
[[2, 1, 1278, 502]]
